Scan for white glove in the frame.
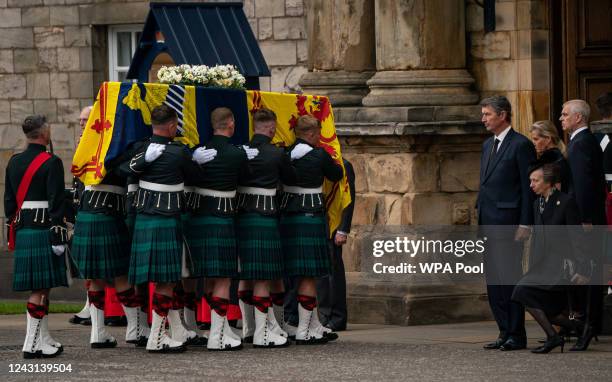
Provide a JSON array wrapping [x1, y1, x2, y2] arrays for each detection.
[[242, 145, 259, 160], [192, 147, 218, 165], [290, 143, 313, 161], [52, 245, 66, 256], [145, 143, 166, 163]]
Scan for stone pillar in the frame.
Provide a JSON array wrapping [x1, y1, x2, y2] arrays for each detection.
[[299, 0, 376, 106], [362, 0, 478, 106]]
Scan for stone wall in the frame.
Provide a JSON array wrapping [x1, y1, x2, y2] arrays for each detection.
[[467, 0, 550, 135], [336, 123, 487, 272]]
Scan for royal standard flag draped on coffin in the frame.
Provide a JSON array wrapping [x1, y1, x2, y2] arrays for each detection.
[[72, 81, 351, 236]]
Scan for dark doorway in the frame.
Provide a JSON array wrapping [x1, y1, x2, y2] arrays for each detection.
[[551, 0, 612, 122]]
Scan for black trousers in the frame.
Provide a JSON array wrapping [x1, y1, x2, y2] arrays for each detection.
[[484, 237, 526, 342], [487, 284, 526, 341], [316, 241, 347, 329]]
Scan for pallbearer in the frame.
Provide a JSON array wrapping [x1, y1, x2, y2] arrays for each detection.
[[236, 108, 298, 347], [185, 107, 258, 351], [5, 115, 68, 358], [169, 176, 208, 346], [71, 138, 147, 348], [280, 115, 343, 344], [127, 105, 216, 353]]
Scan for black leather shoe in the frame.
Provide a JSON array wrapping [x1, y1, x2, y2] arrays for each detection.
[[105, 316, 127, 327], [483, 337, 507, 350], [69, 315, 91, 326], [499, 338, 526, 351]]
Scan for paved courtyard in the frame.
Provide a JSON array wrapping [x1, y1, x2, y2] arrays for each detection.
[[0, 314, 610, 381]]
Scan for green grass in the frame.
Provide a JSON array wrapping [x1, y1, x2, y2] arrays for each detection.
[[0, 300, 83, 315]]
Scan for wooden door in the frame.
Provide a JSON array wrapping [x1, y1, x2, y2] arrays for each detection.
[[559, 0, 612, 121]]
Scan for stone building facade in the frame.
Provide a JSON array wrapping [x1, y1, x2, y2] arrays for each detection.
[[1, 0, 608, 323]]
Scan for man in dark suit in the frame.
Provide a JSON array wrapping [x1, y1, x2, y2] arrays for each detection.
[[477, 96, 536, 351], [317, 158, 355, 331], [561, 99, 606, 351], [563, 99, 607, 227]]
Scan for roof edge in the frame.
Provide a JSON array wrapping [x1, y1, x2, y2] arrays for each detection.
[[150, 2, 245, 9]]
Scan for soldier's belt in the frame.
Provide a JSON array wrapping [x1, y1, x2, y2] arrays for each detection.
[[85, 184, 126, 195], [195, 188, 236, 198], [139, 180, 184, 192], [237, 186, 276, 196], [184, 186, 195, 194], [127, 184, 138, 193], [282, 185, 323, 194], [21, 201, 49, 209]]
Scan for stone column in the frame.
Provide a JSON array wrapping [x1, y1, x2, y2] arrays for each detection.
[[299, 0, 376, 106], [362, 0, 478, 106]]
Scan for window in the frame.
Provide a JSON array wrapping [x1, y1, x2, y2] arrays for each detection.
[[108, 25, 143, 82]]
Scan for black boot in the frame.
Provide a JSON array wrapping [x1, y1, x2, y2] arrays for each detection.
[[570, 324, 594, 351]]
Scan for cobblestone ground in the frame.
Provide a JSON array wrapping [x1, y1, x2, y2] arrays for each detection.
[[0, 314, 610, 381]]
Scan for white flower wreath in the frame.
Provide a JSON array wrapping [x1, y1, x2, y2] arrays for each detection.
[[157, 64, 246, 89]]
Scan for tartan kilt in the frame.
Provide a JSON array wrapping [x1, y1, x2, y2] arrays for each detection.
[[236, 213, 283, 280], [129, 214, 183, 284], [280, 213, 330, 277], [13, 228, 68, 291], [186, 214, 237, 278], [71, 212, 130, 280]]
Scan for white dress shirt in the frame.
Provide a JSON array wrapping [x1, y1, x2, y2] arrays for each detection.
[[493, 125, 512, 151], [570, 126, 589, 141]]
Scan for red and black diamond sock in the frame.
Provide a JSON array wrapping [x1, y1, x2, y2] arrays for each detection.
[[172, 289, 185, 310], [116, 287, 141, 308], [209, 296, 229, 317], [270, 292, 284, 307], [252, 295, 271, 313], [153, 293, 172, 317], [87, 290, 105, 310], [183, 292, 197, 312], [297, 294, 316, 311], [26, 302, 46, 319], [238, 290, 254, 305]]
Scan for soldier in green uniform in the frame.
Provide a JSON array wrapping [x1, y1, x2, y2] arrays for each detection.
[[127, 104, 216, 353], [5, 115, 68, 358], [174, 180, 208, 342], [71, 136, 149, 349], [185, 107, 258, 351], [235, 108, 299, 348], [167, 174, 208, 347], [280, 115, 343, 344]]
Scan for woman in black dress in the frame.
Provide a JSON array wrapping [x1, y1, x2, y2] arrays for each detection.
[[512, 162, 589, 354]]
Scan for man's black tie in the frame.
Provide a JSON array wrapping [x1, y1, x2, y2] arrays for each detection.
[[485, 138, 500, 175]]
